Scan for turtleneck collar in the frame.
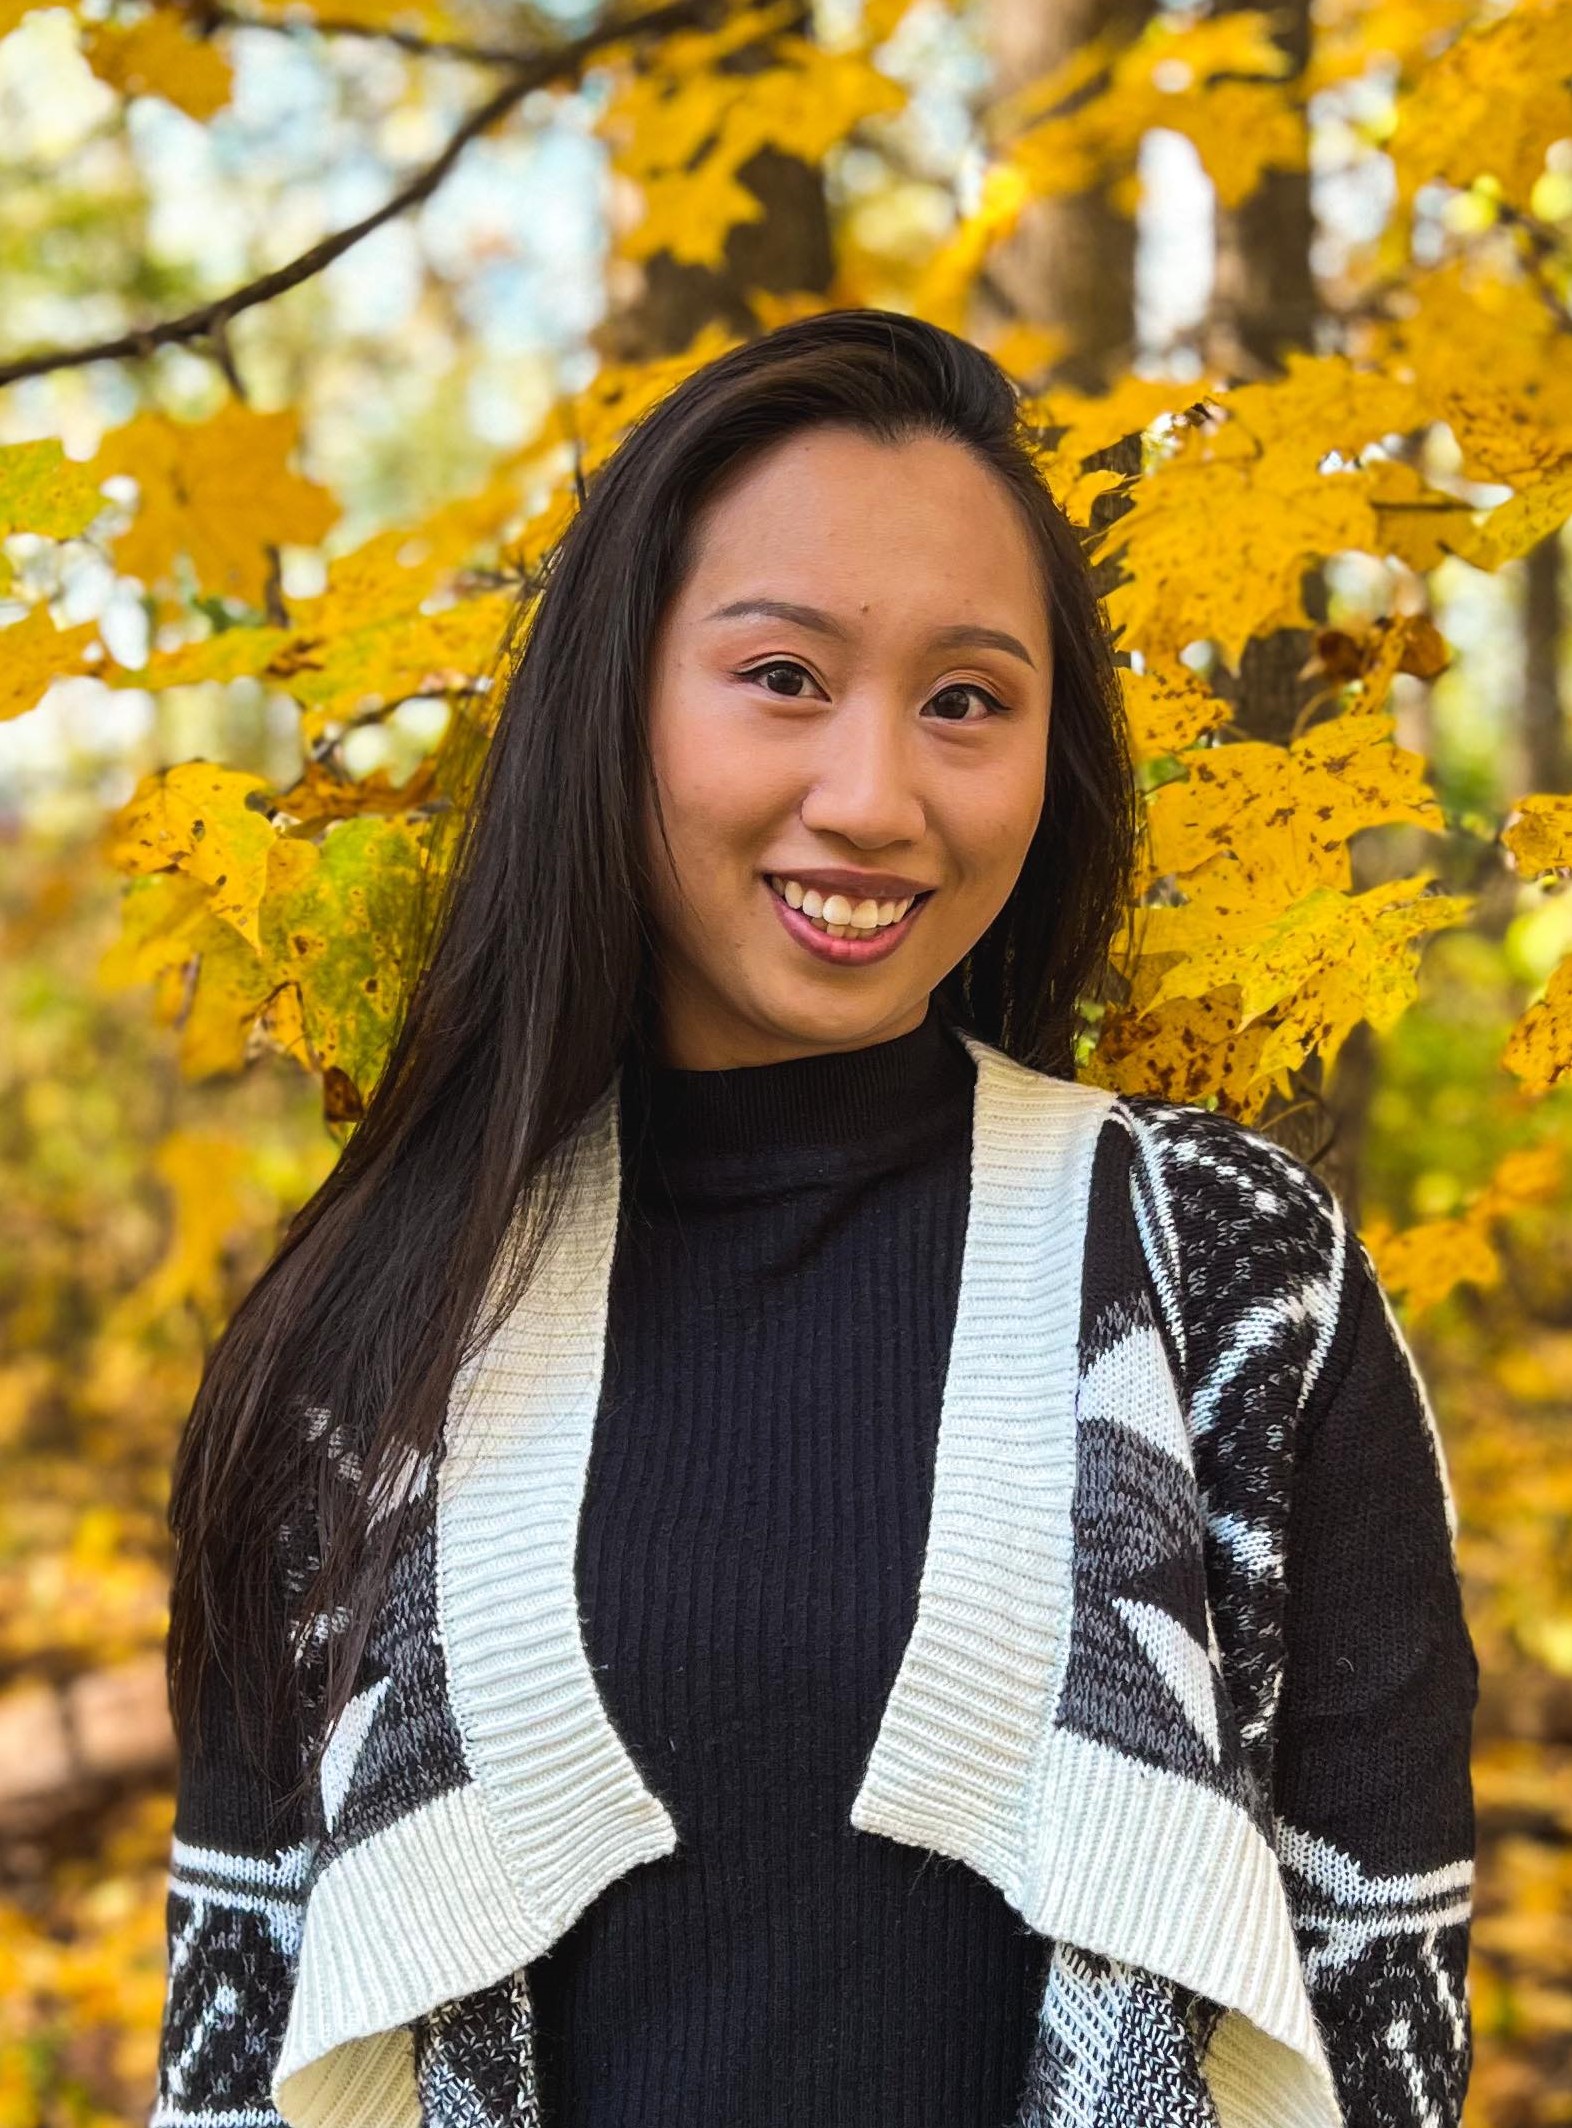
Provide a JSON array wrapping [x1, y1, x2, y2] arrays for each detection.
[[617, 995, 976, 1174]]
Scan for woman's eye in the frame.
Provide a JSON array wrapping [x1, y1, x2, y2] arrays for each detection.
[[741, 659, 821, 699], [925, 682, 1006, 723]]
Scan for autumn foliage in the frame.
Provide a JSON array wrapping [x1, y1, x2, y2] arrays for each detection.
[[1, 0, 1571, 2120]]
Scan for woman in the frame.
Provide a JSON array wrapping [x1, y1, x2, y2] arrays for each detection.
[[152, 311, 1476, 2128]]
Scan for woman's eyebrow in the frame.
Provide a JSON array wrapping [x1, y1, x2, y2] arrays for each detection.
[[927, 622, 1037, 670], [704, 597, 850, 639], [704, 598, 1037, 670]]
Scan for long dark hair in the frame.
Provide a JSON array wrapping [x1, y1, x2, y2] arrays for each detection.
[[167, 309, 1143, 1795]]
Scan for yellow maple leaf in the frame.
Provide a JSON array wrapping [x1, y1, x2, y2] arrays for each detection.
[[540, 326, 740, 478], [1361, 1141, 1564, 1315], [1167, 78, 1307, 207], [0, 605, 101, 722], [1082, 984, 1282, 1112], [98, 871, 212, 995], [1390, 0, 1572, 208], [1144, 709, 1444, 900], [0, 438, 107, 540], [112, 584, 516, 734], [258, 817, 428, 1100], [105, 760, 279, 949], [1212, 349, 1425, 460], [81, 8, 232, 121], [299, 491, 517, 637], [114, 624, 294, 693], [1502, 953, 1572, 1094], [1248, 879, 1472, 1081], [1462, 468, 1572, 572], [1365, 263, 1572, 487], [601, 6, 904, 271], [1132, 871, 1471, 1094], [985, 322, 1072, 388], [1102, 454, 1380, 667], [1307, 0, 1479, 98], [1098, 355, 1447, 666], [1503, 793, 1572, 879], [167, 916, 282, 1077], [1118, 664, 1232, 760], [97, 872, 277, 1077], [1365, 463, 1506, 575], [1478, 1141, 1566, 1216], [1022, 374, 1218, 465], [94, 401, 339, 606], [274, 589, 517, 736], [114, 479, 522, 703], [1123, 8, 1295, 85], [1000, 9, 1297, 210], [129, 1130, 258, 1319], [1366, 1212, 1503, 1318]]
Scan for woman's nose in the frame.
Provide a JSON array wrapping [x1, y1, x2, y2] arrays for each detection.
[[796, 695, 927, 850]]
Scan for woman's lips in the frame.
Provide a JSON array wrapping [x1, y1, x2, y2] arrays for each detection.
[[765, 879, 930, 965]]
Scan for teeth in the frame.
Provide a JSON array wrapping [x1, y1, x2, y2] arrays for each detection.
[[769, 878, 921, 937]]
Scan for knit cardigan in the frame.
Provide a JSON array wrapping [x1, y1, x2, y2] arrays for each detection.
[[151, 1034, 1477, 2128]]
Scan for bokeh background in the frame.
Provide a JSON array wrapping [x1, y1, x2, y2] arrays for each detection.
[[2, 0, 1571, 2120]]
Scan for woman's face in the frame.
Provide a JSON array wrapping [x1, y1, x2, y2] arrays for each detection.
[[641, 424, 1054, 1069]]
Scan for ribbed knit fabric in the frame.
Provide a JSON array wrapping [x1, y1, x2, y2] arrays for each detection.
[[527, 1000, 1053, 2128]]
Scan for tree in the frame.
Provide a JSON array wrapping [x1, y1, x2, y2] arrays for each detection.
[[3, 0, 1572, 2113]]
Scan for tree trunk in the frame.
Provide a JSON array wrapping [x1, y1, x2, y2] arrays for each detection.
[[594, 11, 834, 365], [1208, 0, 1315, 378], [1203, 0, 1349, 1175], [982, 0, 1151, 392], [1523, 529, 1570, 796]]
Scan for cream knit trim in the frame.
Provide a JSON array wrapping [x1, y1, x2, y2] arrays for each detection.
[[849, 1040, 1109, 1892], [276, 1785, 522, 2127]]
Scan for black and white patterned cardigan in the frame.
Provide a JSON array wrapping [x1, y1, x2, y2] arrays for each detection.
[[152, 1035, 1477, 2128]]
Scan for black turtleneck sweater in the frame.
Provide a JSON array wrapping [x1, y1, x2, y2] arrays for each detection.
[[528, 1000, 1052, 2127]]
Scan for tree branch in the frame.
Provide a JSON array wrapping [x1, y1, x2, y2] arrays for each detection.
[[0, 0, 708, 391], [189, 0, 584, 72]]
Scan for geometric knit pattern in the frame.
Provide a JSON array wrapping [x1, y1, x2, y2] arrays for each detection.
[[1110, 1094, 1475, 2126], [151, 1062, 1476, 2128], [1117, 1094, 1347, 1809], [1276, 1825, 1473, 2128], [295, 1412, 466, 1864], [149, 1838, 312, 2128], [1014, 1944, 1222, 2127], [413, 1972, 546, 2128]]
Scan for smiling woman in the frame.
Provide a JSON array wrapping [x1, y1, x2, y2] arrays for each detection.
[[150, 313, 1475, 2128], [640, 425, 1055, 1061]]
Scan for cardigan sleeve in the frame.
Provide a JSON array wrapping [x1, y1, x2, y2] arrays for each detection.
[[1273, 1227, 1478, 2128], [150, 1569, 316, 2128]]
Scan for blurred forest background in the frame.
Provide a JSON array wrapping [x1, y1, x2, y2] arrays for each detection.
[[1, 0, 1570, 2120]]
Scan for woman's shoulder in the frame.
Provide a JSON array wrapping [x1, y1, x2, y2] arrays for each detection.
[[1100, 1088, 1353, 1429], [1109, 1086, 1339, 1224]]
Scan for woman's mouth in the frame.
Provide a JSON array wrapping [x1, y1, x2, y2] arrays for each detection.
[[764, 874, 933, 965]]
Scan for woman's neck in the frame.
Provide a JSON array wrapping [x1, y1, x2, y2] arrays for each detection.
[[618, 995, 976, 1175]]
